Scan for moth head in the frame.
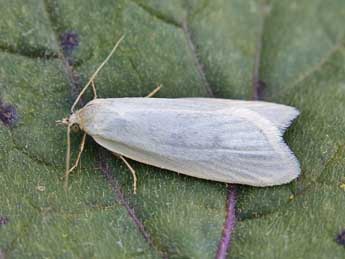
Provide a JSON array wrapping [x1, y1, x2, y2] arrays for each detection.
[[56, 112, 81, 132]]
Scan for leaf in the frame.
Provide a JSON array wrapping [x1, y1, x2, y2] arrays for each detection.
[[0, 0, 345, 258]]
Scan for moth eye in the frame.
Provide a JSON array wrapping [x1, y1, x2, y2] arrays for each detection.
[[71, 123, 80, 132]]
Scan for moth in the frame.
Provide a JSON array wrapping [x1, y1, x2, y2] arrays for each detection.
[[59, 36, 300, 193]]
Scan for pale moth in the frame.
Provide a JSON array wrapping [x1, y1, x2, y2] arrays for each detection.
[[59, 36, 300, 193]]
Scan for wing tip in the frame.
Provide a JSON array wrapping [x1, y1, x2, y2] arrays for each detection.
[[266, 104, 301, 185], [277, 106, 300, 134], [276, 149, 301, 185], [275, 106, 301, 185], [262, 140, 301, 187]]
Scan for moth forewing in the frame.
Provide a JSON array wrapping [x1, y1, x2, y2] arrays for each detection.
[[72, 98, 300, 186]]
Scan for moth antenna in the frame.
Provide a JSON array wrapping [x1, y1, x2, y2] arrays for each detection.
[[71, 34, 126, 112], [118, 155, 138, 194], [145, 85, 162, 98], [64, 132, 87, 190]]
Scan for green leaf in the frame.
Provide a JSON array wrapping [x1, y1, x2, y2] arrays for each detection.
[[1, 0, 345, 258]]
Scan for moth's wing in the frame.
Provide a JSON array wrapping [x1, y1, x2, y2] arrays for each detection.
[[181, 98, 300, 134], [82, 100, 300, 186], [87, 98, 300, 134]]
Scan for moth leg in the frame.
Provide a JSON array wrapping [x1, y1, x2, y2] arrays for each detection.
[[145, 85, 161, 98], [91, 80, 97, 99], [64, 132, 87, 189], [114, 153, 137, 194]]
